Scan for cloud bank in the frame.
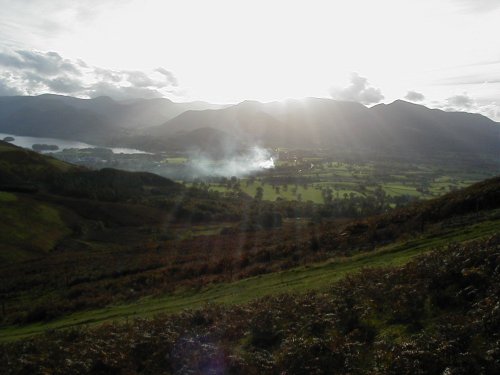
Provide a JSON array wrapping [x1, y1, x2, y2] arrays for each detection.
[[0, 48, 180, 100], [446, 94, 474, 110], [405, 91, 425, 102], [453, 0, 500, 13], [437, 92, 499, 121], [330, 73, 384, 105]]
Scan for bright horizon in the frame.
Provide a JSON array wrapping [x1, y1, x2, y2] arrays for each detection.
[[1, 0, 500, 120]]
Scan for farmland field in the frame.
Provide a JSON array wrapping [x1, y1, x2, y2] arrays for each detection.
[[198, 154, 498, 205]]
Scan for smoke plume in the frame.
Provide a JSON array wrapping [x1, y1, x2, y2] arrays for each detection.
[[188, 146, 275, 178]]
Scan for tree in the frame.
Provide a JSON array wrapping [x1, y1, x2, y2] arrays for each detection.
[[255, 186, 264, 200]]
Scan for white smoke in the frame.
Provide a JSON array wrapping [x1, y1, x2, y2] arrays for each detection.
[[189, 146, 275, 177]]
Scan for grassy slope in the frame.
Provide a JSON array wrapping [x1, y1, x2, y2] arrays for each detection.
[[1, 215, 497, 342], [0, 140, 75, 174], [0, 141, 176, 262], [0, 142, 76, 261], [0, 194, 72, 262]]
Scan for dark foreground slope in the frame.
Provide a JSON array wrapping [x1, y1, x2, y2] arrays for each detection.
[[0, 141, 175, 260], [0, 139, 499, 373], [0, 140, 498, 329], [1, 235, 499, 374], [0, 172, 498, 331], [0, 141, 245, 262]]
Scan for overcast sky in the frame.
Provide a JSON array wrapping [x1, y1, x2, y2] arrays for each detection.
[[0, 0, 499, 120]]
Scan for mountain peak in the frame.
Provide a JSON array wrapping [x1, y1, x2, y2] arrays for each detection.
[[371, 99, 429, 113], [392, 99, 423, 107], [91, 95, 115, 102]]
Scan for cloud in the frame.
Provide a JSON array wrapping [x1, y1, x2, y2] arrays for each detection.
[[0, 77, 22, 96], [446, 94, 474, 110], [0, 49, 81, 76], [46, 76, 85, 94], [439, 92, 500, 121], [0, 0, 134, 44], [87, 82, 164, 100], [94, 67, 123, 83], [156, 67, 178, 87], [475, 102, 500, 121], [405, 91, 425, 102], [126, 71, 157, 88], [435, 70, 500, 86], [330, 73, 384, 105], [453, 0, 500, 13], [126, 69, 177, 89], [0, 48, 181, 100]]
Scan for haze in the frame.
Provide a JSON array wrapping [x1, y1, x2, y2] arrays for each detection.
[[0, 0, 499, 120]]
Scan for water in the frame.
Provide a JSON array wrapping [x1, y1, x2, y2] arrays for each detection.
[[0, 133, 149, 154]]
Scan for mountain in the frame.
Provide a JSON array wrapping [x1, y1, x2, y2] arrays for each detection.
[[0, 94, 498, 158], [162, 127, 245, 157], [370, 100, 500, 154], [149, 98, 500, 155], [116, 98, 225, 130], [0, 94, 225, 144], [147, 100, 285, 142]]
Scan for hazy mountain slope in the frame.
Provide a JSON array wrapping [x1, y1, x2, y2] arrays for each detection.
[[105, 127, 245, 156], [260, 98, 379, 148], [150, 98, 500, 155], [0, 95, 225, 143], [1, 95, 498, 156], [116, 98, 225, 130], [161, 127, 245, 156], [370, 100, 500, 154], [147, 100, 285, 145], [1, 106, 111, 142]]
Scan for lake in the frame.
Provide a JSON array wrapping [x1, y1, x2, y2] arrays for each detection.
[[0, 133, 149, 154]]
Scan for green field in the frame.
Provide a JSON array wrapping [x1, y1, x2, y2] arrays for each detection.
[[203, 158, 497, 204], [2, 216, 497, 342]]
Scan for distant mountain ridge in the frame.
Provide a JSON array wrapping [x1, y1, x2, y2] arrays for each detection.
[[0, 94, 225, 144], [0, 94, 498, 157], [147, 97, 499, 155]]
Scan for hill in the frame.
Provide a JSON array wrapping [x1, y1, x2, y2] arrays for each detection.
[[0, 141, 207, 261], [0, 141, 281, 262]]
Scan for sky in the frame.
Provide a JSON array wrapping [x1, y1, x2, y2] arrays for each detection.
[[0, 0, 499, 120]]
